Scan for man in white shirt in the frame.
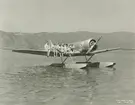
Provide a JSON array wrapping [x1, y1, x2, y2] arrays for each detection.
[[52, 44, 57, 57], [44, 43, 50, 57], [55, 44, 60, 57], [44, 43, 48, 51]]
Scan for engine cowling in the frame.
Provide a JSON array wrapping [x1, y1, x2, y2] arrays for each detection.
[[82, 38, 96, 49], [72, 38, 98, 52]]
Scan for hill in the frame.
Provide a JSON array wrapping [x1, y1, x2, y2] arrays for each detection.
[[0, 30, 135, 50]]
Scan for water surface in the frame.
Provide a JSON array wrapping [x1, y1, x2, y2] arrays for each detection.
[[0, 50, 135, 105]]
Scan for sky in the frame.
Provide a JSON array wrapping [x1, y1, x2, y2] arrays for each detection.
[[0, 0, 135, 33]]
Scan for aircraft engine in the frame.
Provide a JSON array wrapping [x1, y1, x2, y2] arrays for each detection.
[[82, 38, 97, 51], [71, 38, 98, 52]]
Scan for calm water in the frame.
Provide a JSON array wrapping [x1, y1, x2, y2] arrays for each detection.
[[0, 50, 135, 105]]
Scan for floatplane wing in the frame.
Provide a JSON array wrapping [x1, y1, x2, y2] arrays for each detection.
[[1, 47, 128, 56], [1, 37, 135, 69], [0, 37, 123, 56], [2, 47, 57, 56]]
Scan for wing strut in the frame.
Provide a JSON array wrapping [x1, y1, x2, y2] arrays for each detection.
[[61, 56, 69, 64], [86, 54, 94, 62], [85, 56, 88, 61]]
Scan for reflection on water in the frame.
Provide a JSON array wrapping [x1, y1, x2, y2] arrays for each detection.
[[0, 64, 116, 105]]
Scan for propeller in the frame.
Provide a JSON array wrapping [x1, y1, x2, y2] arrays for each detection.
[[86, 36, 102, 54]]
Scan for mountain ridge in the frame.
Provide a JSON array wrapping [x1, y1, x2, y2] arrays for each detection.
[[0, 30, 135, 50]]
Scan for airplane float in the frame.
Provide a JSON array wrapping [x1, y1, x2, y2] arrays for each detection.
[[2, 37, 134, 69]]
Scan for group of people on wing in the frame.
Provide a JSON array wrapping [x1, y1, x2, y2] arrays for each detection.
[[44, 43, 74, 57]]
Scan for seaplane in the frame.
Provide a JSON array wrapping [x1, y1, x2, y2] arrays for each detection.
[[2, 36, 134, 69]]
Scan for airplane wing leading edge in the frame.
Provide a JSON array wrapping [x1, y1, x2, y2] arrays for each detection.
[[12, 49, 47, 55], [89, 47, 135, 55], [90, 47, 121, 54], [1, 47, 134, 57]]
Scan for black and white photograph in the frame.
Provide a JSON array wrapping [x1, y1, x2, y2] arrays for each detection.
[[0, 0, 135, 105]]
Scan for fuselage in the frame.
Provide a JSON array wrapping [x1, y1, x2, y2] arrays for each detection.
[[44, 38, 97, 54], [71, 38, 97, 53]]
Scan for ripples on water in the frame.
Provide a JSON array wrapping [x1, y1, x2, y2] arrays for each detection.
[[0, 52, 135, 105], [0, 64, 116, 105]]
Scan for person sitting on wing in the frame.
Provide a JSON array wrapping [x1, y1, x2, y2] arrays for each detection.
[[44, 42, 51, 57], [52, 44, 57, 57], [55, 44, 60, 57], [69, 44, 74, 53], [65, 45, 70, 55], [60, 44, 64, 57], [44, 43, 49, 51], [63, 44, 67, 54], [58, 44, 62, 57]]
